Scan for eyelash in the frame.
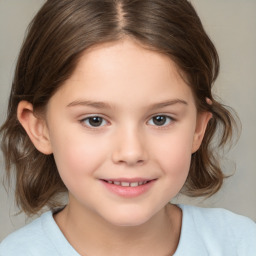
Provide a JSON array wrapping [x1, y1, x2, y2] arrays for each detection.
[[147, 115, 174, 127], [80, 115, 108, 128], [80, 114, 175, 129]]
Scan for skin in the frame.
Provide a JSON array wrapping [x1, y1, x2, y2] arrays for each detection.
[[18, 38, 211, 256]]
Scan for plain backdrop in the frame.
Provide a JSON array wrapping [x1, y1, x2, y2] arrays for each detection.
[[0, 0, 256, 241]]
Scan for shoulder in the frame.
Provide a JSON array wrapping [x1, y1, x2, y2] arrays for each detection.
[[177, 204, 256, 255], [0, 211, 56, 256], [182, 204, 256, 234]]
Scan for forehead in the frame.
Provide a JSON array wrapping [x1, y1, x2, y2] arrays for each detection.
[[74, 39, 183, 83], [50, 38, 195, 108]]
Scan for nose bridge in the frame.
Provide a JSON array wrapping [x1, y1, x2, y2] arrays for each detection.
[[111, 123, 148, 165]]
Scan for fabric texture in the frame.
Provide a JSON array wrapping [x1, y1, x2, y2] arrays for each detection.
[[0, 204, 256, 256]]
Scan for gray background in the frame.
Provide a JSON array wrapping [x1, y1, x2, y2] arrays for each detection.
[[0, 0, 255, 241]]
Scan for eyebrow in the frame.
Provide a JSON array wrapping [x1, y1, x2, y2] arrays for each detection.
[[67, 100, 112, 109], [149, 99, 188, 110], [66, 99, 188, 109]]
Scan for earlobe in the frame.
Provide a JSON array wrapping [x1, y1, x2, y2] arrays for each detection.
[[17, 101, 53, 155], [192, 111, 212, 153]]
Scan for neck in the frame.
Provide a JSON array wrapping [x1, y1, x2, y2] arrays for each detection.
[[54, 200, 181, 256]]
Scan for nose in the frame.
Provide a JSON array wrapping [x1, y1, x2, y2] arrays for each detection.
[[111, 126, 148, 166]]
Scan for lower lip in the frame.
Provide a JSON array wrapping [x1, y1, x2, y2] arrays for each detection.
[[100, 180, 156, 198]]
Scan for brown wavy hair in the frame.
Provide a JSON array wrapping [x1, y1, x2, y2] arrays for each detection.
[[0, 0, 238, 215]]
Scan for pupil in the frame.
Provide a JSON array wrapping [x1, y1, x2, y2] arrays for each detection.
[[153, 116, 166, 126], [89, 117, 102, 127]]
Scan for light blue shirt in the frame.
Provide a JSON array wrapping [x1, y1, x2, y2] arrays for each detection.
[[1, 204, 256, 255]]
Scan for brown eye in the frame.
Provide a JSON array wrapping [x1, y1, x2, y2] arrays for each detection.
[[148, 115, 172, 126], [82, 116, 107, 127]]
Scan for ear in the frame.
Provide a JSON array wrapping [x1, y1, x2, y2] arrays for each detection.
[[17, 101, 53, 155], [192, 111, 212, 153]]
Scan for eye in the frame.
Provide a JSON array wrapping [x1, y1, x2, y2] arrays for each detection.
[[81, 116, 108, 128], [148, 115, 173, 127]]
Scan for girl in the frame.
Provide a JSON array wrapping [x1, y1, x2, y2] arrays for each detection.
[[0, 0, 255, 255]]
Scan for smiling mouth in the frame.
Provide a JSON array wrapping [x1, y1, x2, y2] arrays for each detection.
[[100, 179, 156, 197], [102, 180, 152, 187]]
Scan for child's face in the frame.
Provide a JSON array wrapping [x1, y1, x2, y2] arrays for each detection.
[[36, 39, 209, 226]]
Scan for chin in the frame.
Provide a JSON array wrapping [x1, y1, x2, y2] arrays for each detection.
[[102, 205, 157, 227]]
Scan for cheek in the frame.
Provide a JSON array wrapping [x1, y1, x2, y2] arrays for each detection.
[[49, 130, 107, 183], [153, 127, 194, 180]]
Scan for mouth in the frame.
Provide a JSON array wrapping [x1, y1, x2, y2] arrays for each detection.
[[102, 180, 151, 187], [100, 178, 156, 197]]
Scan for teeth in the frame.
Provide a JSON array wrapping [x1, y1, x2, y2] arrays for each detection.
[[121, 182, 130, 187], [106, 180, 149, 187]]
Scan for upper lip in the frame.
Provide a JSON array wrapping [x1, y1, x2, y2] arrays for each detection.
[[100, 178, 156, 183]]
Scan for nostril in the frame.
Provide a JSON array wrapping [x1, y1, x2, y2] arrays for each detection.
[[111, 135, 148, 165], [137, 159, 145, 165]]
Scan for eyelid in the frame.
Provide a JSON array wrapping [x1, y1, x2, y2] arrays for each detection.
[[78, 113, 176, 130], [147, 114, 176, 127], [79, 114, 110, 129]]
